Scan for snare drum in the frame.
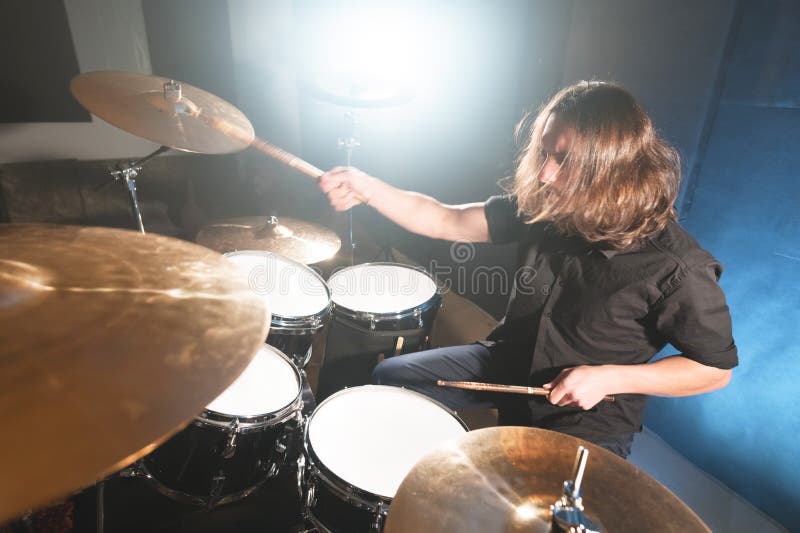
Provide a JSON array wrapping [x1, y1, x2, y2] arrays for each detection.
[[319, 263, 441, 398], [140, 345, 304, 507], [225, 251, 331, 368], [301, 385, 467, 532]]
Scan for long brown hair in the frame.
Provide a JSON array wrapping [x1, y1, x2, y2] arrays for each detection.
[[512, 81, 680, 250]]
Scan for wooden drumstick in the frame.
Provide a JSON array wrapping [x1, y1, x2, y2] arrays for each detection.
[[197, 111, 325, 179], [436, 380, 615, 403], [249, 137, 324, 178]]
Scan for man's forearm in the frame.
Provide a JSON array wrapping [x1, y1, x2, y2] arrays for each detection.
[[366, 178, 486, 241], [605, 355, 731, 397]]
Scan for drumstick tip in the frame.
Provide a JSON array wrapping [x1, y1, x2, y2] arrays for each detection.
[[436, 380, 446, 386]]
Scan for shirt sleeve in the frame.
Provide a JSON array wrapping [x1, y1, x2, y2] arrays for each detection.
[[652, 261, 738, 369], [484, 194, 526, 244]]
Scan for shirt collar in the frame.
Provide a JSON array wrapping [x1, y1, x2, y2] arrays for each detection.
[[597, 248, 620, 259], [595, 239, 647, 259]]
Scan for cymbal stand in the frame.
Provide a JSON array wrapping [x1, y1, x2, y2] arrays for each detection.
[[108, 145, 172, 234], [337, 110, 360, 265], [550, 446, 601, 533]]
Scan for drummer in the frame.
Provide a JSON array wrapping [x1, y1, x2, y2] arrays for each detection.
[[317, 81, 737, 458]]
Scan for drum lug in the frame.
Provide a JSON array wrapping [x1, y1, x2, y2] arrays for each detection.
[[296, 455, 306, 500], [304, 474, 317, 509], [368, 314, 376, 330], [209, 471, 226, 507], [371, 506, 387, 532], [119, 463, 143, 479], [222, 418, 240, 459], [414, 307, 423, 328]]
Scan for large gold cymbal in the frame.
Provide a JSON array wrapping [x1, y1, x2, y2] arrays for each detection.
[[0, 224, 270, 523], [196, 216, 341, 265], [385, 426, 710, 533], [70, 70, 254, 154]]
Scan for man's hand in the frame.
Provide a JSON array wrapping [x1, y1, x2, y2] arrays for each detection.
[[543, 366, 614, 410], [318, 166, 377, 211]]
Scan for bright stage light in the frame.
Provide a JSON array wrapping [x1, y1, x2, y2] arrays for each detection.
[[301, 3, 447, 105]]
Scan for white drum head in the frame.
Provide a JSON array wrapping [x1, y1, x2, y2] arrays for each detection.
[[225, 251, 329, 318], [328, 264, 437, 314], [308, 386, 466, 498], [206, 345, 299, 416]]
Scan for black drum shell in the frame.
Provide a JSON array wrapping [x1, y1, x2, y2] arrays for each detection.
[[140, 346, 306, 507], [141, 416, 299, 504], [267, 329, 317, 369], [305, 470, 388, 533]]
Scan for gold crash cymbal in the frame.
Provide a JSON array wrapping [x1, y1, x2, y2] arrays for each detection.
[[196, 216, 341, 265], [0, 224, 270, 523], [70, 70, 254, 154], [385, 426, 710, 533]]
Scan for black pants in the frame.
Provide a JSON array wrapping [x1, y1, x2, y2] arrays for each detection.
[[371, 343, 633, 457], [371, 343, 531, 425]]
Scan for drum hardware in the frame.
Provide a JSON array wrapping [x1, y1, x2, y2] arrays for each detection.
[[384, 426, 712, 533], [210, 472, 227, 504], [222, 419, 241, 459], [334, 110, 360, 266], [550, 446, 601, 533], [103, 144, 172, 233], [0, 224, 270, 523]]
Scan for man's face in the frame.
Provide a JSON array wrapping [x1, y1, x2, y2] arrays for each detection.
[[537, 114, 575, 191]]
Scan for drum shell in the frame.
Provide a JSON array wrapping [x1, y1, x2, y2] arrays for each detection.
[[317, 296, 440, 400], [304, 468, 389, 533], [330, 291, 441, 337], [267, 322, 326, 369], [140, 348, 306, 507], [141, 410, 302, 506]]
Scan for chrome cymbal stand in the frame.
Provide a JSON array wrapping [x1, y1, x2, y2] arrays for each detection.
[[551, 446, 602, 533], [108, 145, 171, 234], [338, 110, 360, 265]]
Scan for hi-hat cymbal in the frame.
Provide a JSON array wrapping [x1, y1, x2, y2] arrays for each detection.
[[196, 216, 341, 265], [0, 224, 270, 523], [385, 426, 710, 533], [70, 70, 254, 154]]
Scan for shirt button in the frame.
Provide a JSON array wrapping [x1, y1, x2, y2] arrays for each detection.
[[545, 311, 552, 319]]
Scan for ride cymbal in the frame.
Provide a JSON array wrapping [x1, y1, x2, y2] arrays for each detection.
[[385, 426, 710, 533], [196, 216, 341, 265], [0, 224, 270, 523], [71, 70, 254, 154]]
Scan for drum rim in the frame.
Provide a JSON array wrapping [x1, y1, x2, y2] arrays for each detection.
[[302, 385, 468, 504], [327, 262, 441, 321], [223, 249, 332, 323], [198, 345, 304, 430]]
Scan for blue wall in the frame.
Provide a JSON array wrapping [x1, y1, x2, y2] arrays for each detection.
[[645, 1, 800, 530]]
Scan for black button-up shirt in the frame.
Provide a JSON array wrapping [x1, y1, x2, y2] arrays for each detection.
[[483, 195, 738, 453]]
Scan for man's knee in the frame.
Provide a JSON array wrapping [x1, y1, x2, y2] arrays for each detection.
[[372, 356, 411, 385]]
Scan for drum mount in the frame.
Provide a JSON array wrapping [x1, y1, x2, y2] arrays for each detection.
[[105, 144, 171, 234]]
